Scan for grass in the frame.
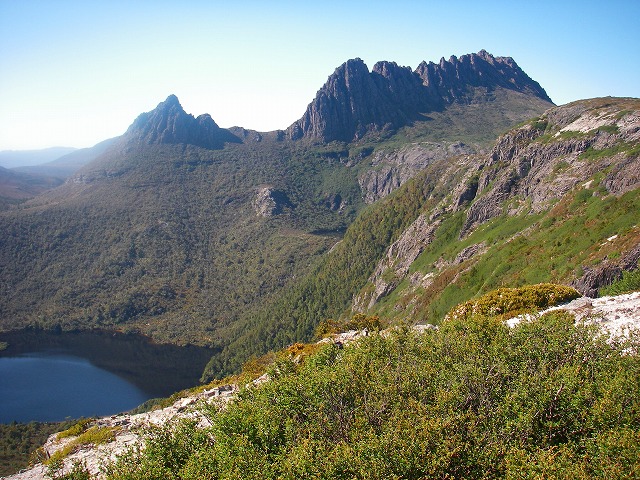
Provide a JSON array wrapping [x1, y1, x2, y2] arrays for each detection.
[[579, 141, 640, 162], [45, 426, 118, 466], [373, 183, 640, 325], [599, 265, 640, 296]]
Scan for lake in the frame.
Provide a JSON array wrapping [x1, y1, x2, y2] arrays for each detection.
[[0, 330, 214, 423]]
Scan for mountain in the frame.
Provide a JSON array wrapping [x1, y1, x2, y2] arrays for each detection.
[[13, 137, 119, 179], [289, 50, 552, 142], [125, 94, 242, 149], [1, 51, 621, 381], [0, 147, 77, 169], [227, 97, 639, 375], [0, 166, 64, 210]]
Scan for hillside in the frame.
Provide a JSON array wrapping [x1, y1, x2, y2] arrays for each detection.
[[0, 51, 554, 374], [205, 97, 640, 377], [13, 138, 119, 180], [7, 289, 640, 479], [0, 166, 63, 210], [355, 97, 640, 321]]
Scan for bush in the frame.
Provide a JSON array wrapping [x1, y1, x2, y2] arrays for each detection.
[[446, 283, 580, 321], [105, 312, 640, 479], [599, 265, 640, 296]]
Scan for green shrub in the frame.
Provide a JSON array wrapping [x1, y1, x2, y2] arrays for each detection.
[[599, 265, 640, 296], [105, 313, 640, 479], [45, 426, 117, 467], [446, 283, 581, 321], [56, 419, 92, 440]]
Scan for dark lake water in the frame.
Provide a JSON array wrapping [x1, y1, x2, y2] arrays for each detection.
[[0, 330, 214, 423]]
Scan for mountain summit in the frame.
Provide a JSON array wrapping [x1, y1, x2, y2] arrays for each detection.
[[125, 95, 240, 149], [289, 50, 552, 142]]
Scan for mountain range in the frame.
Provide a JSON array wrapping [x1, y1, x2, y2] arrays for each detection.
[[0, 50, 638, 379]]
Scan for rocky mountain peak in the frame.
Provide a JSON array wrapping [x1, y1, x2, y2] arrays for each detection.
[[125, 95, 239, 149], [290, 51, 553, 142]]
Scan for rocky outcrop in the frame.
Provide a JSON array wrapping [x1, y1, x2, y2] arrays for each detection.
[[358, 142, 475, 203], [353, 98, 640, 313], [507, 291, 640, 338], [572, 244, 640, 297], [414, 50, 551, 106], [253, 187, 294, 216], [461, 99, 640, 236], [125, 95, 241, 149], [289, 51, 553, 142], [353, 213, 441, 310]]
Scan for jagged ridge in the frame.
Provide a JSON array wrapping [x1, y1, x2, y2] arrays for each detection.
[[289, 50, 552, 142], [126, 94, 241, 149]]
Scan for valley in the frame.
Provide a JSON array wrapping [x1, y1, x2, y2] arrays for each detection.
[[0, 50, 639, 478]]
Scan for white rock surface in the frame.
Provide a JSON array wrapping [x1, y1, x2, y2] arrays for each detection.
[[506, 291, 640, 335], [6, 385, 237, 480]]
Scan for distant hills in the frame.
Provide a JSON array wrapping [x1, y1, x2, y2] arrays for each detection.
[[1, 51, 637, 380], [0, 141, 118, 207], [13, 137, 119, 179], [0, 146, 77, 169], [0, 166, 64, 210]]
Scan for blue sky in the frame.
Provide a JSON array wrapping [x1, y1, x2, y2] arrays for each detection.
[[1, 0, 639, 151]]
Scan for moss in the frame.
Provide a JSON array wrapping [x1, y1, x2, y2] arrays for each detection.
[[56, 419, 93, 440], [46, 426, 118, 466], [446, 283, 581, 321]]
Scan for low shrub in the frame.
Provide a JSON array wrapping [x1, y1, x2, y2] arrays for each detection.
[[446, 283, 581, 321], [104, 312, 640, 479], [599, 264, 640, 296], [55, 419, 93, 440]]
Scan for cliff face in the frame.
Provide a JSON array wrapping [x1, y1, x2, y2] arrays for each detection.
[[353, 98, 640, 311], [358, 142, 475, 203], [289, 50, 552, 142]]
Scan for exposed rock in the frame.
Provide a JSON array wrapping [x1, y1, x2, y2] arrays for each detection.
[[358, 142, 475, 203], [572, 244, 640, 297], [415, 50, 552, 106], [6, 385, 238, 480], [289, 51, 552, 142], [353, 98, 640, 313], [507, 291, 640, 339], [353, 214, 441, 310], [321, 193, 345, 212], [125, 95, 241, 149], [460, 100, 640, 236], [454, 242, 487, 264], [253, 186, 294, 216]]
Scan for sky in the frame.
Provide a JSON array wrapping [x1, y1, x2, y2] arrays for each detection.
[[1, 0, 639, 152]]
